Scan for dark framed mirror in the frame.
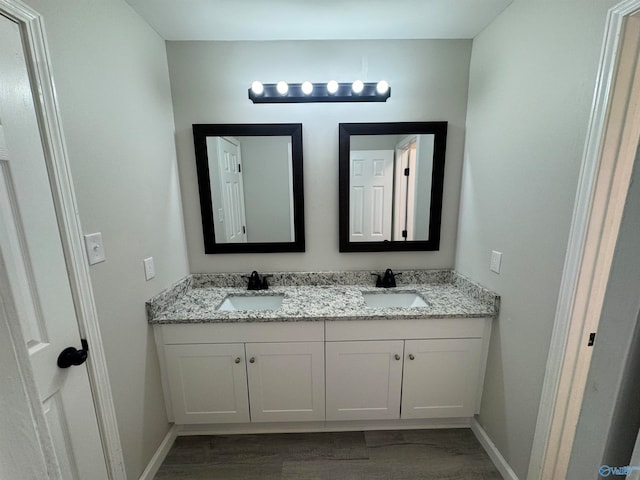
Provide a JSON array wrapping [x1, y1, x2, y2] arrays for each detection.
[[193, 123, 305, 253], [339, 122, 447, 252]]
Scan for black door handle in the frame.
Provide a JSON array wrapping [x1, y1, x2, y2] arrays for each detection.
[[57, 339, 89, 368]]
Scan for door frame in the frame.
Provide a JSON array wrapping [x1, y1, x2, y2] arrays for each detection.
[[0, 1, 126, 478], [393, 135, 420, 241], [528, 1, 640, 478]]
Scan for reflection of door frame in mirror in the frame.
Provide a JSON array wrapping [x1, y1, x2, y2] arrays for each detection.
[[393, 135, 420, 241], [193, 123, 305, 253], [339, 122, 447, 252]]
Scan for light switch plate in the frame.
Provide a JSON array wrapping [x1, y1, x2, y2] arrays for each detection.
[[84, 232, 106, 265], [143, 257, 155, 281], [490, 250, 502, 274]]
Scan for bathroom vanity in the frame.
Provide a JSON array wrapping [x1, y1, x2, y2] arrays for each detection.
[[147, 270, 498, 434]]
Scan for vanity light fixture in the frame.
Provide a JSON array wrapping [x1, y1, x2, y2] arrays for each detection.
[[301, 81, 314, 95], [248, 80, 391, 103], [251, 81, 264, 96], [276, 81, 289, 95], [376, 80, 389, 94]]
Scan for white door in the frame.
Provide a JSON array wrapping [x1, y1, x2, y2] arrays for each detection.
[[164, 343, 250, 424], [350, 150, 394, 242], [0, 14, 108, 480], [246, 342, 325, 422], [401, 339, 483, 419], [214, 136, 248, 243], [325, 340, 404, 421]]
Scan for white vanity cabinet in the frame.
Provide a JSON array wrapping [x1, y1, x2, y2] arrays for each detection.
[[325, 319, 491, 422], [325, 340, 404, 421], [156, 322, 325, 425], [245, 341, 325, 422], [164, 343, 250, 424], [155, 317, 491, 429], [400, 338, 484, 419]]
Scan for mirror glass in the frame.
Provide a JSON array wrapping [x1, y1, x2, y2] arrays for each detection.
[[339, 122, 447, 252], [193, 124, 305, 254]]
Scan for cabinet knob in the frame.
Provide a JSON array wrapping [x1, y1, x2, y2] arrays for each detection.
[[394, 354, 401, 361], [234, 357, 241, 364], [249, 357, 256, 363], [409, 354, 415, 360]]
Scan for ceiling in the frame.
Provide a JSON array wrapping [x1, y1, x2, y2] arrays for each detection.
[[125, 0, 514, 41]]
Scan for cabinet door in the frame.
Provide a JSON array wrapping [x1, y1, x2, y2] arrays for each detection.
[[326, 340, 404, 421], [401, 338, 483, 419], [164, 343, 249, 424], [245, 342, 325, 422]]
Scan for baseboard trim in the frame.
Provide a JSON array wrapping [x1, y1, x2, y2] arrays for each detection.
[[138, 424, 177, 480], [471, 418, 519, 480], [177, 417, 471, 436]]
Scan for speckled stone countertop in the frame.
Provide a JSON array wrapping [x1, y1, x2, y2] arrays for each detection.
[[147, 270, 499, 324]]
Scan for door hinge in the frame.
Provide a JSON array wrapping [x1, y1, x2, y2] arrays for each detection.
[[242, 226, 246, 234], [238, 164, 242, 173], [588, 332, 596, 347], [402, 230, 408, 238], [404, 167, 410, 176]]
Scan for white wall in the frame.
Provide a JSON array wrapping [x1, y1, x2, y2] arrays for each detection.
[[167, 39, 471, 272], [350, 134, 399, 151], [457, 1, 617, 478], [21, 0, 190, 477], [415, 134, 435, 240], [241, 136, 292, 242]]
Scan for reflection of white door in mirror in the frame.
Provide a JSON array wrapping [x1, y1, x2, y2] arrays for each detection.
[[208, 136, 248, 243], [350, 150, 394, 242]]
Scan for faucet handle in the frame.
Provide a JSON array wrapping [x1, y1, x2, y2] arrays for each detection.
[[261, 275, 273, 290], [371, 273, 383, 288]]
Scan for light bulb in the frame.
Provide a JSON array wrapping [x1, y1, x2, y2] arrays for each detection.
[[301, 81, 313, 95], [376, 80, 389, 94], [276, 81, 289, 95], [352, 80, 364, 94], [327, 80, 339, 95], [251, 81, 264, 95]]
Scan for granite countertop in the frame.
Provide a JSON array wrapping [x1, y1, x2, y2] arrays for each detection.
[[147, 271, 499, 324]]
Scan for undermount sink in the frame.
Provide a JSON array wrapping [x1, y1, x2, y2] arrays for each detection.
[[217, 294, 285, 312], [362, 291, 428, 309]]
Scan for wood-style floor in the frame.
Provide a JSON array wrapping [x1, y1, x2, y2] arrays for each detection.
[[154, 429, 502, 479]]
